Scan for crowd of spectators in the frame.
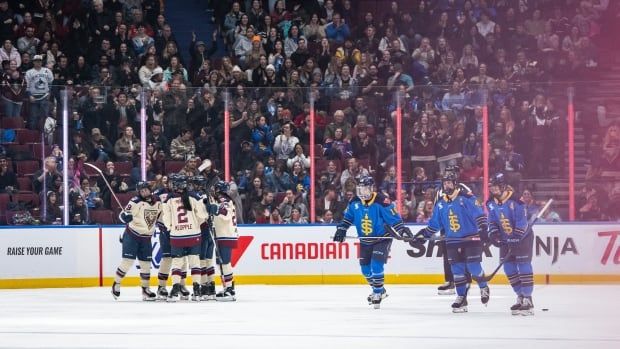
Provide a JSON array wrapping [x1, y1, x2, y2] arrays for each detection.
[[0, 0, 618, 225]]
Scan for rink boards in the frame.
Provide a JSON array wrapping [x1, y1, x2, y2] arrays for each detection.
[[0, 224, 619, 288]]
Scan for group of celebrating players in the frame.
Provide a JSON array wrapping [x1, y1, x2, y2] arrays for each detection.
[[334, 167, 537, 315], [108, 159, 536, 315], [111, 159, 239, 303]]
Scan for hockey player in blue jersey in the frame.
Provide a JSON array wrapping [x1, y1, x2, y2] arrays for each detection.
[[333, 176, 412, 309], [487, 173, 534, 316], [415, 171, 490, 313]]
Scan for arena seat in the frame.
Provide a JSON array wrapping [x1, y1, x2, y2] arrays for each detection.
[[89, 209, 116, 225]]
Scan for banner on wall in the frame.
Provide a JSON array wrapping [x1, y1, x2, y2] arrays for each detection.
[[101, 224, 620, 280], [0, 224, 618, 288]]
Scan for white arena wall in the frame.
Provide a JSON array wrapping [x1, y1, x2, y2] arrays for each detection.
[[1, 224, 619, 288]]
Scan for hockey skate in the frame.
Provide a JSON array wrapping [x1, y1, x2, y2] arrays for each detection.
[[156, 286, 168, 301], [480, 286, 490, 305], [200, 282, 216, 301], [215, 286, 236, 302], [511, 295, 523, 315], [367, 289, 388, 305], [111, 282, 120, 300], [451, 295, 468, 313], [167, 284, 181, 302], [437, 281, 455, 295], [179, 285, 190, 301], [141, 287, 156, 301], [191, 283, 201, 302], [370, 292, 384, 309], [519, 296, 534, 316]]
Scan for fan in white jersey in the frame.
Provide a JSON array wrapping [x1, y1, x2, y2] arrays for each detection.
[[160, 174, 210, 302], [210, 180, 240, 301], [111, 181, 162, 301]]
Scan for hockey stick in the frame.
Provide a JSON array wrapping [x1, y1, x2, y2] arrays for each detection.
[[83, 162, 124, 210], [482, 198, 554, 282], [205, 193, 226, 286]]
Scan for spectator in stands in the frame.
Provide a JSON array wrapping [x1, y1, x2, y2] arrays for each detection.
[[114, 126, 141, 162], [340, 157, 368, 194], [265, 162, 293, 193], [146, 121, 169, 156], [521, 189, 541, 220], [43, 191, 63, 224], [0, 155, 17, 194], [317, 187, 345, 221], [416, 199, 434, 223], [287, 143, 310, 170], [380, 165, 397, 200], [286, 207, 308, 224], [459, 157, 483, 183], [170, 128, 196, 161], [278, 189, 308, 221], [76, 177, 103, 209], [33, 156, 61, 194], [25, 54, 53, 129], [351, 129, 377, 165], [69, 193, 90, 225], [324, 109, 351, 142], [1, 40, 21, 68], [251, 189, 275, 223], [291, 161, 310, 193], [269, 207, 285, 224], [97, 161, 122, 209], [1, 59, 26, 118], [386, 63, 413, 93], [130, 158, 156, 188], [323, 127, 353, 160], [325, 12, 350, 45], [410, 112, 437, 179], [578, 193, 605, 221], [319, 160, 342, 194], [442, 81, 466, 112], [273, 122, 299, 162], [251, 115, 274, 161]]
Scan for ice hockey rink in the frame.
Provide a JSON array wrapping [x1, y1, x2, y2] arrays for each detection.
[[0, 284, 617, 349]]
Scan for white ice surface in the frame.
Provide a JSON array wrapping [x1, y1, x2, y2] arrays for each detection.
[[0, 285, 618, 349]]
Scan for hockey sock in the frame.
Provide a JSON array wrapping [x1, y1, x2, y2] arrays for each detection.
[[466, 262, 488, 288], [114, 258, 134, 284], [370, 259, 385, 293], [221, 263, 234, 288], [171, 258, 184, 285], [205, 258, 216, 283], [180, 257, 188, 286], [138, 260, 151, 287], [518, 262, 534, 297], [199, 260, 208, 284], [451, 262, 468, 296], [360, 264, 372, 286], [158, 257, 172, 286], [503, 262, 522, 295], [188, 255, 201, 283]]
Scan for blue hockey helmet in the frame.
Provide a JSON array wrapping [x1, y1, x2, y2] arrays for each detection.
[[214, 180, 230, 195], [170, 173, 188, 192], [489, 172, 507, 198], [356, 176, 374, 201]]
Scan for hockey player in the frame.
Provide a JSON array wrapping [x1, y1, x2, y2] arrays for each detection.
[[487, 173, 534, 316], [434, 166, 475, 295], [333, 176, 411, 309], [160, 174, 209, 302], [188, 175, 219, 301], [112, 181, 162, 301], [153, 177, 173, 300], [415, 171, 489, 313], [209, 180, 240, 301]]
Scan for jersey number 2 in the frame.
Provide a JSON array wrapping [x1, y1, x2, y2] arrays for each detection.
[[177, 206, 188, 224]]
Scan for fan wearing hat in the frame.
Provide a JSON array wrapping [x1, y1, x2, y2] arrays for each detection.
[[24, 52, 54, 129]]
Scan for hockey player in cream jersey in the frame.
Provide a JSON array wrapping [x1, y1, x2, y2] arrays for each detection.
[[112, 181, 162, 301], [161, 174, 210, 302], [210, 180, 239, 301]]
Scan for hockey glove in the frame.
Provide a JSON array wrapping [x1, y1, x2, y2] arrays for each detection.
[[399, 226, 414, 240], [207, 204, 219, 215], [333, 227, 347, 242], [488, 230, 502, 247], [119, 211, 133, 224], [413, 228, 429, 244]]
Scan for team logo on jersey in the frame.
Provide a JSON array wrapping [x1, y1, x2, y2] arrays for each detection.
[[361, 214, 373, 236], [144, 209, 159, 229], [500, 212, 513, 234], [448, 209, 461, 232]]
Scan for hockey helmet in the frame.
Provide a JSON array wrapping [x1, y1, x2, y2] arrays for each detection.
[[189, 175, 207, 191], [170, 173, 188, 192], [356, 176, 374, 201], [490, 172, 507, 187], [441, 170, 459, 195], [214, 180, 230, 195], [136, 181, 151, 198]]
